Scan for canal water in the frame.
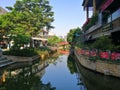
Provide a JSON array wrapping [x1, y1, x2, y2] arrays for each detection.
[[1, 54, 120, 90], [41, 55, 84, 90]]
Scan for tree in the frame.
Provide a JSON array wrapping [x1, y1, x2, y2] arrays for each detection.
[[67, 27, 82, 43], [67, 29, 76, 43], [48, 36, 64, 46], [0, 0, 54, 50]]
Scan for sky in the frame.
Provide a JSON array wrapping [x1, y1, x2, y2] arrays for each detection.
[[0, 0, 87, 36]]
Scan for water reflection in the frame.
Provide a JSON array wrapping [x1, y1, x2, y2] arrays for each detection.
[[73, 55, 120, 90], [41, 55, 83, 90], [1, 54, 120, 90], [0, 57, 57, 90], [67, 55, 87, 90], [2, 73, 56, 90]]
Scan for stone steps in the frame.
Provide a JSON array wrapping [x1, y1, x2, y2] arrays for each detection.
[[0, 56, 15, 68]]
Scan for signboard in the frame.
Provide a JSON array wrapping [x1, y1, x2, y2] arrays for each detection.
[[111, 52, 120, 60], [85, 50, 90, 56], [81, 49, 85, 55], [90, 51, 97, 57], [100, 52, 109, 59], [77, 49, 82, 55]]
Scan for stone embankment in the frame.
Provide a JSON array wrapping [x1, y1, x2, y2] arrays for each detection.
[[3, 55, 40, 63], [1, 46, 58, 67], [74, 50, 120, 77]]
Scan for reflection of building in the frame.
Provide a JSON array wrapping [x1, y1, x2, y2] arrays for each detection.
[[82, 0, 120, 45]]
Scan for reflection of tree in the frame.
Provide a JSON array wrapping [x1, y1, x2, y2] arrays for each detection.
[[67, 55, 87, 90], [4, 74, 40, 90], [1, 67, 56, 90], [67, 55, 77, 74]]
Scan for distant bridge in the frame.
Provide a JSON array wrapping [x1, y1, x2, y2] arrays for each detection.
[[58, 42, 69, 45]]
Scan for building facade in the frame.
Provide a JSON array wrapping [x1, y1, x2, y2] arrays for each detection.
[[82, 0, 120, 45], [0, 7, 7, 15]]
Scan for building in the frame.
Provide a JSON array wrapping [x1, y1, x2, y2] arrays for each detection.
[[82, 0, 120, 45], [0, 7, 7, 15], [32, 30, 49, 47], [32, 30, 56, 47]]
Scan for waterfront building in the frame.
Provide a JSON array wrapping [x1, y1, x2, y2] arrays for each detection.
[[32, 30, 48, 47], [73, 0, 120, 77], [0, 7, 7, 15], [32, 30, 56, 47], [82, 0, 120, 45]]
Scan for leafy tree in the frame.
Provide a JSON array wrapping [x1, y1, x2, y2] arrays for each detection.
[[72, 27, 82, 42], [0, 0, 54, 50], [67, 27, 82, 44], [48, 36, 64, 46], [67, 29, 76, 43], [12, 34, 30, 50]]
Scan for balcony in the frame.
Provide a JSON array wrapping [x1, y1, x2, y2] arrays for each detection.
[[93, 17, 120, 39], [84, 8, 120, 37], [83, 14, 99, 32], [102, 8, 120, 33], [82, 13, 103, 35]]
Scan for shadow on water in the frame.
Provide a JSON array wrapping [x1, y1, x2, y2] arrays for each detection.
[[69, 55, 120, 90]]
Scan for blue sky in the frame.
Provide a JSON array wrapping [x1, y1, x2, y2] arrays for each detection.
[[0, 0, 87, 36]]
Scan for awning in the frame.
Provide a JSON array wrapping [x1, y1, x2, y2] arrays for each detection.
[[101, 0, 114, 12]]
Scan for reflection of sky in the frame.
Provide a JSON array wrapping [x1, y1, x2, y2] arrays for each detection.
[[41, 55, 81, 90]]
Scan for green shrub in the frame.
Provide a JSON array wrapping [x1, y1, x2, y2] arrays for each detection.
[[3, 48, 37, 57], [92, 36, 114, 50]]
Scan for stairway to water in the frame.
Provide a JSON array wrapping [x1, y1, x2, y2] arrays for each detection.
[[0, 56, 15, 68]]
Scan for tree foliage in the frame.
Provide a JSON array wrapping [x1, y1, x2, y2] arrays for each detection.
[[0, 0, 54, 50], [48, 36, 64, 45], [92, 36, 114, 50], [67, 29, 76, 43], [67, 27, 82, 43]]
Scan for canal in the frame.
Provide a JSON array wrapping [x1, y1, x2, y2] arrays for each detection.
[[0, 54, 120, 90], [41, 55, 84, 90]]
